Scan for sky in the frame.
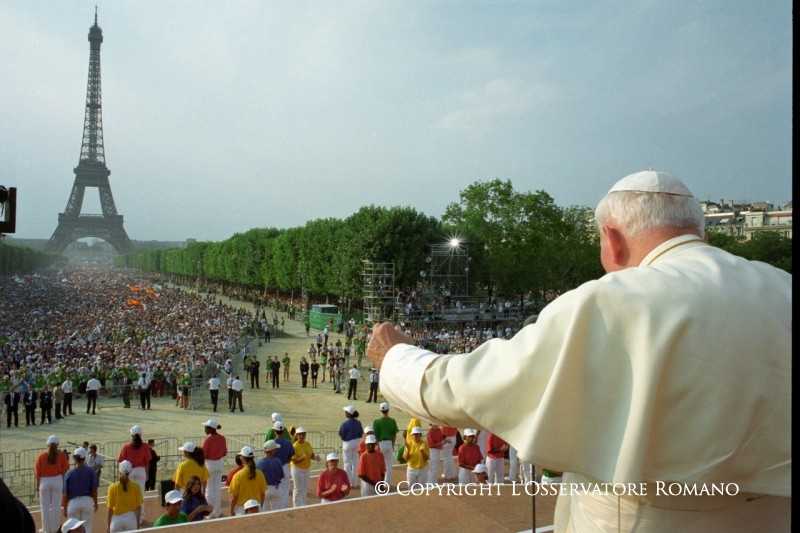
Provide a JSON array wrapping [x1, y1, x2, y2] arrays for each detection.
[[0, 0, 792, 241]]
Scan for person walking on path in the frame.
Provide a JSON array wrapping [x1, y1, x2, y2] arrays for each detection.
[[85, 376, 100, 415], [230, 376, 244, 412], [300, 358, 309, 388], [347, 364, 360, 400], [366, 368, 379, 403], [282, 353, 290, 382], [208, 374, 220, 412], [53, 385, 63, 419], [61, 378, 74, 416]]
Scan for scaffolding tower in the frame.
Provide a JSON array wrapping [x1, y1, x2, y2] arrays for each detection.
[[362, 260, 396, 323]]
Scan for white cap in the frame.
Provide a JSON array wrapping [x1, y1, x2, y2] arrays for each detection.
[[365, 435, 377, 444], [463, 428, 477, 437], [343, 405, 356, 415], [240, 446, 255, 458], [46, 435, 59, 446], [179, 441, 196, 453], [379, 402, 390, 412], [607, 170, 693, 197], [295, 426, 306, 434], [130, 425, 142, 436], [164, 489, 183, 505], [243, 498, 260, 510], [72, 447, 87, 459], [411, 426, 423, 435], [60, 518, 86, 533], [473, 463, 488, 474], [262, 439, 280, 451], [271, 412, 283, 422], [272, 420, 285, 431], [202, 418, 221, 429], [364, 426, 374, 433], [118, 460, 133, 474], [326, 452, 339, 462]]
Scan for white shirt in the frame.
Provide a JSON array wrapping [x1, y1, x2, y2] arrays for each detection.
[[85, 378, 101, 391], [208, 377, 220, 390], [348, 368, 360, 380], [369, 371, 379, 384], [231, 379, 243, 392], [136, 377, 149, 389], [226, 377, 234, 388], [86, 453, 104, 469], [379, 235, 791, 532], [61, 380, 72, 394]]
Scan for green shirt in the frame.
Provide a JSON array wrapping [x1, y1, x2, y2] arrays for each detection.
[[153, 512, 188, 526], [372, 416, 399, 442]]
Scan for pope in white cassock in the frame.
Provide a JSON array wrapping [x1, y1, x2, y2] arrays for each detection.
[[368, 170, 790, 533]]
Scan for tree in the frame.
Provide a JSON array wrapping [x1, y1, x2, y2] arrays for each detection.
[[443, 179, 594, 304]]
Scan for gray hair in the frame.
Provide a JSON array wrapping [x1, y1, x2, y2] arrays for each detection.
[[595, 192, 705, 238]]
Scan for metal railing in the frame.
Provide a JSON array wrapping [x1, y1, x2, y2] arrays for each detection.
[[1, 430, 343, 506]]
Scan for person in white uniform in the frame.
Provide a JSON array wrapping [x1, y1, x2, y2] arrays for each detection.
[[368, 170, 791, 533], [35, 435, 67, 533]]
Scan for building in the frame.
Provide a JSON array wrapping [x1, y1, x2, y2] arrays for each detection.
[[703, 200, 792, 240]]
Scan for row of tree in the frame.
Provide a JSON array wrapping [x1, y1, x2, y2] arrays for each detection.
[[707, 231, 792, 273], [0, 241, 62, 274], [116, 179, 791, 305], [116, 180, 604, 304]]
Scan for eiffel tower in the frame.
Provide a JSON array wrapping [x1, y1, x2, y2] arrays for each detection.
[[47, 9, 132, 254]]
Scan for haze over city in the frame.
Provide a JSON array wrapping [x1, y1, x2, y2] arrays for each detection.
[[1, 0, 792, 241]]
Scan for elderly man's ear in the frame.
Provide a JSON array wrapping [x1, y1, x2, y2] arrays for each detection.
[[600, 225, 629, 273]]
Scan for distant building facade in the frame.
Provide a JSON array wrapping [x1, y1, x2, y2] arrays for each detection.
[[702, 200, 792, 240]]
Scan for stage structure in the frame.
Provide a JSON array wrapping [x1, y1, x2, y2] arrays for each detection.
[[47, 9, 132, 254], [425, 238, 471, 299], [362, 260, 397, 322]]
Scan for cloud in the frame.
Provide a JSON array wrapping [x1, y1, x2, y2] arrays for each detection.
[[435, 77, 558, 132]]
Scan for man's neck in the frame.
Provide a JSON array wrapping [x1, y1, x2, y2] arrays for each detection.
[[629, 229, 700, 267]]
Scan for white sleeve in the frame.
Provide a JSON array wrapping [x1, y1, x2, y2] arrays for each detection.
[[379, 344, 442, 422]]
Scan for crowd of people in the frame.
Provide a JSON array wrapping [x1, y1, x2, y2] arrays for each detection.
[[34, 402, 539, 532], [0, 269, 252, 428], [397, 322, 520, 354]]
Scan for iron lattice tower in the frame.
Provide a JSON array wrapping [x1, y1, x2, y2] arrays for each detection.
[[47, 9, 132, 254]]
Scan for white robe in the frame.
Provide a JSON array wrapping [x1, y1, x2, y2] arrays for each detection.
[[380, 234, 791, 532]]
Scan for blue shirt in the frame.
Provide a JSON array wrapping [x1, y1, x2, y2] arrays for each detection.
[[256, 456, 284, 486], [274, 438, 295, 465], [338, 418, 364, 441], [181, 493, 209, 521], [64, 464, 98, 500]]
